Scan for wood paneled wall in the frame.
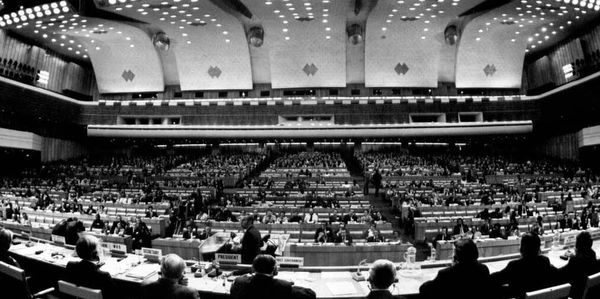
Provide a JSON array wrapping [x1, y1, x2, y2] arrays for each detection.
[[0, 30, 95, 96], [40, 137, 88, 162], [536, 132, 580, 161], [524, 21, 600, 92], [525, 38, 585, 90]]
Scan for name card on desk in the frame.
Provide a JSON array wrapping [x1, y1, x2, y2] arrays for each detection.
[[276, 256, 304, 268], [142, 247, 162, 263], [51, 235, 65, 245], [215, 253, 241, 264], [102, 242, 127, 254], [563, 235, 576, 247]]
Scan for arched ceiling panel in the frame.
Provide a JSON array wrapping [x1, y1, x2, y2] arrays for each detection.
[[99, 0, 253, 91], [243, 0, 349, 88], [65, 18, 165, 94], [1, 2, 164, 94], [366, 0, 484, 88], [456, 0, 600, 89]]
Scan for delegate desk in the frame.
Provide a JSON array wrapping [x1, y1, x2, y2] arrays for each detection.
[[23, 209, 167, 237], [8, 232, 600, 299], [287, 242, 412, 266], [1, 220, 134, 252]]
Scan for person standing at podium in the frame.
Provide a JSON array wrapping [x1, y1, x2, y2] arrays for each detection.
[[240, 215, 262, 264]]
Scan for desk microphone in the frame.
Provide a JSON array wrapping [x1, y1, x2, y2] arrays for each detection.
[[351, 259, 368, 281]]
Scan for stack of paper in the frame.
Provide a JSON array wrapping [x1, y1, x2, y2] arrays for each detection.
[[125, 264, 159, 280]]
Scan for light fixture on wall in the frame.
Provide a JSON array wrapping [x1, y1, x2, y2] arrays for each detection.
[[248, 26, 264, 47], [347, 24, 364, 45], [444, 25, 459, 46], [152, 31, 170, 51]]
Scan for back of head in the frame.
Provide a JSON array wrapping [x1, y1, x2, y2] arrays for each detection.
[[520, 233, 541, 259], [252, 254, 277, 276], [160, 254, 185, 280], [0, 229, 13, 253], [369, 259, 396, 290], [454, 238, 479, 264], [75, 235, 100, 261], [575, 231, 593, 254]]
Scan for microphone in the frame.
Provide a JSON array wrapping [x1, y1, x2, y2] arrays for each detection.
[[351, 259, 368, 281]]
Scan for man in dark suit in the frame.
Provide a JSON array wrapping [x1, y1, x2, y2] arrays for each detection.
[[558, 231, 600, 299], [142, 254, 199, 299], [64, 235, 117, 299], [240, 215, 262, 264], [420, 239, 496, 299], [230, 254, 315, 299], [366, 259, 405, 299], [491, 233, 559, 298], [145, 206, 159, 218], [452, 218, 469, 236]]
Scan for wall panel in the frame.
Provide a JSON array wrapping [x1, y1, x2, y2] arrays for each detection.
[[0, 29, 95, 96]]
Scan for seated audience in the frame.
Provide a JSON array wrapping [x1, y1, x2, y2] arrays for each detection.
[[64, 235, 117, 299], [420, 239, 495, 299], [452, 218, 469, 236], [558, 231, 600, 299], [364, 223, 384, 243], [142, 254, 199, 299], [314, 223, 333, 243], [366, 259, 405, 299], [90, 214, 105, 231], [333, 226, 353, 245], [490, 233, 558, 298], [304, 208, 319, 224], [230, 254, 316, 299]]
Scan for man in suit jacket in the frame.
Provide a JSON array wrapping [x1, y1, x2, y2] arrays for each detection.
[[64, 235, 117, 299], [142, 254, 199, 299], [558, 231, 600, 299], [490, 233, 559, 299], [366, 259, 406, 299], [420, 239, 496, 299], [230, 255, 315, 299], [240, 215, 262, 264]]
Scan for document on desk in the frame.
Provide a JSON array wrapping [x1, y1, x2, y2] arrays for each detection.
[[321, 272, 352, 279], [125, 264, 159, 280], [326, 281, 357, 296]]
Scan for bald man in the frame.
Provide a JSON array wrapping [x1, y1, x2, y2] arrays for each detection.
[[142, 254, 199, 299]]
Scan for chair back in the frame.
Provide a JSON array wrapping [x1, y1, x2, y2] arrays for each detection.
[[0, 261, 33, 299], [582, 272, 600, 299], [57, 280, 103, 299], [525, 283, 571, 299]]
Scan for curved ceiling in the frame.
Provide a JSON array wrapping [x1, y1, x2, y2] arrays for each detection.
[[99, 0, 253, 91], [366, 0, 485, 88], [456, 0, 600, 88], [1, 0, 599, 92]]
